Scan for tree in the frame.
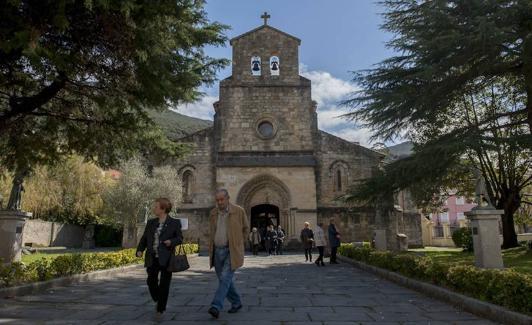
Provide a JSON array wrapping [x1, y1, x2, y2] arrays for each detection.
[[0, 155, 112, 224], [343, 1, 532, 248], [0, 0, 228, 204], [345, 0, 532, 139], [102, 157, 181, 247]]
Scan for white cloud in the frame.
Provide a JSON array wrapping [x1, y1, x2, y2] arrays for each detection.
[[300, 64, 359, 107], [173, 94, 217, 121], [300, 63, 374, 146]]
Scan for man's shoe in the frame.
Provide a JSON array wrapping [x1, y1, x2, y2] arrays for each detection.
[[314, 260, 320, 266], [208, 307, 219, 319], [228, 304, 243, 313], [321, 261, 325, 266]]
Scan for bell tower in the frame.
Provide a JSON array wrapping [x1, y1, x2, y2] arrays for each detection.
[[215, 14, 318, 154]]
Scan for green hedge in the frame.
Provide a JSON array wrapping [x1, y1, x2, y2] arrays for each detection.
[[451, 227, 473, 252], [0, 244, 199, 288], [338, 244, 532, 314]]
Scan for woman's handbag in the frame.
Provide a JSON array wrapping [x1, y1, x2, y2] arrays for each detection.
[[167, 245, 190, 273]]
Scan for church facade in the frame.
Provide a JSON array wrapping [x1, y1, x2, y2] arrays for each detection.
[[173, 21, 422, 249]]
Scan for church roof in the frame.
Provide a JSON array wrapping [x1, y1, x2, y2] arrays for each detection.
[[230, 25, 301, 45], [318, 130, 385, 159]]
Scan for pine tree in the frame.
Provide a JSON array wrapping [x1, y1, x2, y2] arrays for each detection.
[[343, 1, 532, 248]]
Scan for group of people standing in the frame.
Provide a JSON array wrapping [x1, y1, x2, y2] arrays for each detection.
[[248, 224, 285, 256], [135, 190, 343, 321], [300, 218, 341, 266]]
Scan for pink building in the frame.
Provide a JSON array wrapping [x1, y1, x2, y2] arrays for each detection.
[[429, 194, 477, 226]]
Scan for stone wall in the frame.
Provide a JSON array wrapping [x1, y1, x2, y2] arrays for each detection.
[[174, 127, 216, 208], [396, 211, 423, 247], [316, 131, 383, 206], [317, 208, 423, 248], [317, 207, 378, 243], [230, 26, 301, 84], [217, 25, 317, 154], [174, 208, 211, 252], [217, 80, 316, 153], [22, 219, 84, 248]]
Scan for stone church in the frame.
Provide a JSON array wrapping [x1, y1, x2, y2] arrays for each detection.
[[174, 18, 422, 249]]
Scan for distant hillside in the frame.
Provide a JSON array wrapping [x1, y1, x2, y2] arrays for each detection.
[[381, 141, 414, 162], [387, 141, 413, 158], [149, 109, 212, 140]]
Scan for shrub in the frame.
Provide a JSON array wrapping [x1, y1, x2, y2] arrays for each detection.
[[451, 227, 473, 252], [0, 261, 25, 287], [25, 258, 52, 282], [0, 244, 199, 289], [338, 244, 532, 314], [94, 225, 122, 247]]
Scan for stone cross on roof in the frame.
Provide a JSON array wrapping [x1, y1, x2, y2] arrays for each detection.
[[261, 12, 271, 25]]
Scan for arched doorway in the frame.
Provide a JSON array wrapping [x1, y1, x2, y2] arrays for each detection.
[[250, 204, 280, 230], [236, 174, 292, 238]]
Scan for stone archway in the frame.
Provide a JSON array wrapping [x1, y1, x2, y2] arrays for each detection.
[[236, 174, 292, 236]]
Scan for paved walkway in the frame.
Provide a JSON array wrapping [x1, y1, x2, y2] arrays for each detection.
[[0, 254, 496, 324]]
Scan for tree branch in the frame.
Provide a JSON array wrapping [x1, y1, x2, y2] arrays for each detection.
[[0, 72, 67, 128], [27, 111, 113, 125]]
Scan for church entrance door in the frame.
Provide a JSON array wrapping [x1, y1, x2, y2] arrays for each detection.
[[250, 204, 279, 230], [250, 204, 280, 251]]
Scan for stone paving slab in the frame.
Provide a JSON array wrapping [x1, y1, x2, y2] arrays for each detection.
[[0, 253, 497, 324]]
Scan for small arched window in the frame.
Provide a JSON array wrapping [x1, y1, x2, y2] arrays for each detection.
[[182, 170, 193, 203], [337, 169, 342, 191], [331, 161, 348, 193]]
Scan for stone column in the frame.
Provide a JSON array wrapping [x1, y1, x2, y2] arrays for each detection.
[[465, 208, 504, 269], [396, 233, 408, 251], [421, 218, 433, 246], [443, 223, 451, 238], [0, 210, 32, 263]]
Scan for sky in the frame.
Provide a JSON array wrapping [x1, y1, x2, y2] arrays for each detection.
[[174, 0, 397, 147]]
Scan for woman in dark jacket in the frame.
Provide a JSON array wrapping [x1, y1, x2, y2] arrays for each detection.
[[136, 198, 183, 319], [300, 222, 314, 262], [265, 225, 275, 255], [328, 218, 341, 264]]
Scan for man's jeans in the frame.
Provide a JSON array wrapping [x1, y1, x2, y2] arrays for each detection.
[[211, 247, 242, 311]]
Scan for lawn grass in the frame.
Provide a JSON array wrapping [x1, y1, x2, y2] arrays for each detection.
[[409, 246, 532, 275]]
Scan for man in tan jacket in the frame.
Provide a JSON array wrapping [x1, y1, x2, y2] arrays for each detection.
[[208, 189, 249, 319]]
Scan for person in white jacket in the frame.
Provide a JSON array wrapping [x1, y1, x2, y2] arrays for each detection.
[[313, 222, 327, 266]]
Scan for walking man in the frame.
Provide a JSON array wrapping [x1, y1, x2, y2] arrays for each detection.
[[136, 198, 183, 319], [208, 189, 249, 319], [328, 218, 341, 264]]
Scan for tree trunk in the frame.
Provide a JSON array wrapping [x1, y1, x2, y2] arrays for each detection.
[[499, 191, 520, 249], [501, 210, 519, 248], [121, 222, 138, 248], [524, 33, 532, 133]]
